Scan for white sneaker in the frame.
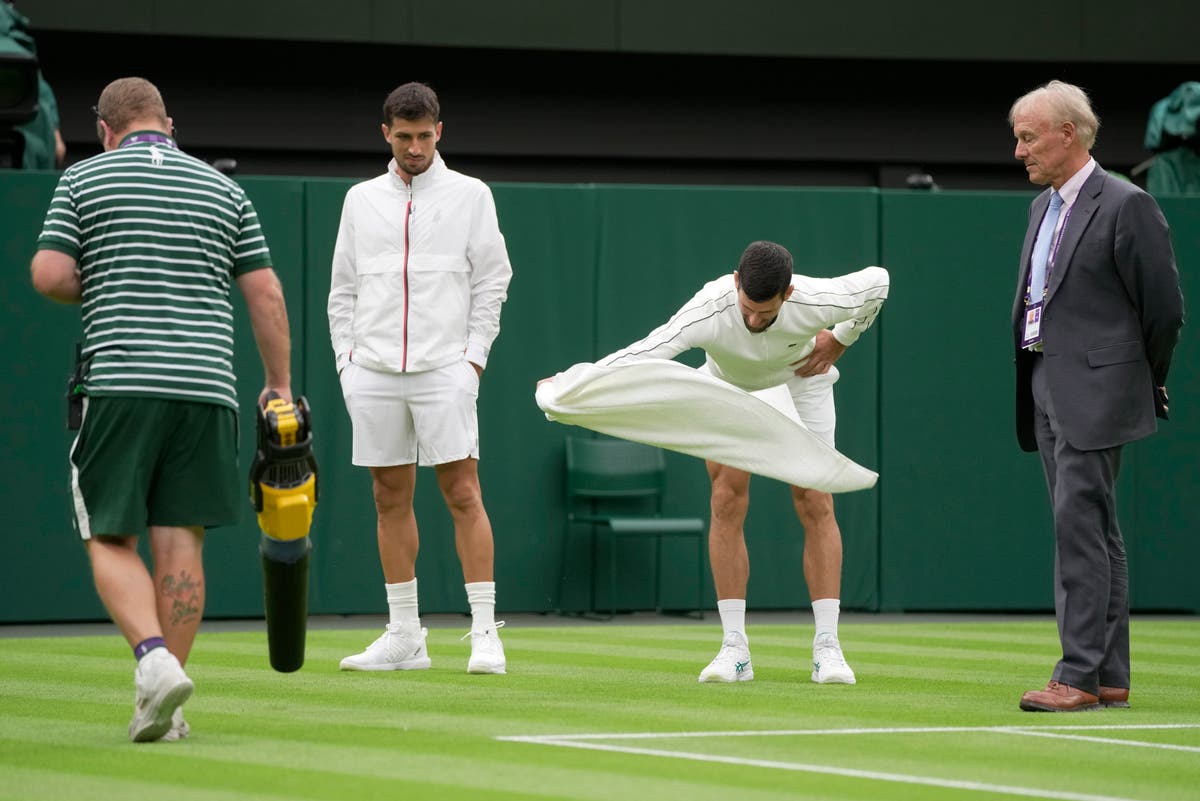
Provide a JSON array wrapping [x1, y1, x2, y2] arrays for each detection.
[[128, 648, 194, 743], [698, 631, 754, 682], [339, 625, 432, 671], [812, 632, 857, 684], [464, 621, 506, 674], [159, 707, 190, 742]]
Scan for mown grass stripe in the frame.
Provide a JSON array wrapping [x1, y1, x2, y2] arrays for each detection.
[[2, 619, 1197, 801]]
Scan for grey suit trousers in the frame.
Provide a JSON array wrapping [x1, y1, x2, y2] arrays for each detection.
[[1031, 354, 1130, 694]]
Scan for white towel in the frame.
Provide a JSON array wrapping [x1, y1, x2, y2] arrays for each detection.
[[535, 359, 878, 493]]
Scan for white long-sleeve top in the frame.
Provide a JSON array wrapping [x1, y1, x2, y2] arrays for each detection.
[[327, 153, 513, 374], [597, 267, 889, 391]]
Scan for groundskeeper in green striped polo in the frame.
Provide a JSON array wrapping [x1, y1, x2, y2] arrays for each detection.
[[36, 131, 273, 410]]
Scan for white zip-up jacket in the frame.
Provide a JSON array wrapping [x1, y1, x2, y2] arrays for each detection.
[[328, 153, 513, 374], [597, 267, 889, 391]]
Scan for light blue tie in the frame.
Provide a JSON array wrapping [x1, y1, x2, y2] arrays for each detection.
[[1028, 190, 1063, 302]]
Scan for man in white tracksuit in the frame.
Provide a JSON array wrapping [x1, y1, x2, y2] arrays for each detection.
[[597, 240, 889, 684], [328, 81, 513, 675]]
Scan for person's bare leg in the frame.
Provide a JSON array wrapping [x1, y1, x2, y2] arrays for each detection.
[[437, 457, 505, 673], [339, 464, 429, 672], [91, 531, 195, 740], [435, 457, 493, 583], [370, 463, 420, 582], [86, 535, 162, 648], [149, 525, 205, 665], [698, 461, 755, 681], [706, 461, 752, 600], [792, 488, 841, 601], [794, 487, 855, 683]]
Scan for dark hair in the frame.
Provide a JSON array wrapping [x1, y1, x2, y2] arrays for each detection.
[[736, 241, 793, 301], [383, 82, 440, 125]]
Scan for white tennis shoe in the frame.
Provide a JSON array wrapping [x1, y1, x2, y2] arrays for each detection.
[[159, 707, 189, 742], [340, 624, 432, 671], [464, 621, 507, 674], [698, 631, 754, 682], [812, 632, 856, 684], [128, 648, 194, 742]]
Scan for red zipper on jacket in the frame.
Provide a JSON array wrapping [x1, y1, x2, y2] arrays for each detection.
[[402, 194, 412, 371]]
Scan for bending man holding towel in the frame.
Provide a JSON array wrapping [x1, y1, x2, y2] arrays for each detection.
[[550, 240, 889, 684]]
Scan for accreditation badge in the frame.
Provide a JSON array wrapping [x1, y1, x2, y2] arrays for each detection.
[[1020, 301, 1043, 349]]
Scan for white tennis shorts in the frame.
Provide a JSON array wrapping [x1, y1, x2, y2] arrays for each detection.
[[340, 359, 480, 466], [703, 363, 839, 448]]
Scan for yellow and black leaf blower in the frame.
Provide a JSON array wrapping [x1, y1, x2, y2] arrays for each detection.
[[249, 393, 318, 672]]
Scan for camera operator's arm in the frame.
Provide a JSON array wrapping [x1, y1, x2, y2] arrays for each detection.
[[31, 249, 81, 303]]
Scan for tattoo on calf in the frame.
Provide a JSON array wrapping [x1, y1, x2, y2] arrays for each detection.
[[161, 570, 202, 624]]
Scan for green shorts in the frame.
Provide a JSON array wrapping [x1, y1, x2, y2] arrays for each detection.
[[69, 396, 242, 538]]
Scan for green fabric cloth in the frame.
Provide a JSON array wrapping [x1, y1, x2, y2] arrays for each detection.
[[1144, 81, 1200, 151], [1147, 148, 1200, 195], [1144, 82, 1200, 194]]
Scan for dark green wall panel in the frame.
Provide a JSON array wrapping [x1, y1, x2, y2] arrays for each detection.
[[482, 185, 599, 613], [204, 176, 309, 619], [878, 191, 1050, 611], [0, 171, 102, 622], [300, 177, 385, 616], [1126, 197, 1200, 612], [879, 190, 1199, 613]]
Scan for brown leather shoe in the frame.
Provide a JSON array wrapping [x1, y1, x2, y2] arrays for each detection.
[[1099, 686, 1130, 708], [1019, 681, 1101, 712]]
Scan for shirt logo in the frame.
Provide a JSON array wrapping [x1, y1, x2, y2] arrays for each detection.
[[149, 145, 164, 167]]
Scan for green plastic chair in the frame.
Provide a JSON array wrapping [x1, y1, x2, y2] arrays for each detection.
[[564, 435, 706, 619]]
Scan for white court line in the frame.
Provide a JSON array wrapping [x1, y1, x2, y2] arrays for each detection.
[[501, 722, 1200, 741], [998, 727, 1200, 753], [498, 724, 1200, 801]]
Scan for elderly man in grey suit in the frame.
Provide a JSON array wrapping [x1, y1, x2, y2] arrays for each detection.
[[1009, 80, 1184, 712]]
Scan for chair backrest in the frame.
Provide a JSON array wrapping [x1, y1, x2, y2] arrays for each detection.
[[565, 437, 668, 514]]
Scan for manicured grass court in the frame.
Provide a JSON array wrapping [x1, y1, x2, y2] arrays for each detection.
[[2, 616, 1197, 800]]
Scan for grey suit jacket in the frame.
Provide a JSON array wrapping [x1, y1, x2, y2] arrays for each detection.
[[1012, 164, 1185, 452]]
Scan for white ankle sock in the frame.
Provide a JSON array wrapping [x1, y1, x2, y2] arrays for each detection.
[[465, 581, 496, 632], [385, 578, 419, 630], [812, 597, 840, 641], [717, 599, 747, 641]]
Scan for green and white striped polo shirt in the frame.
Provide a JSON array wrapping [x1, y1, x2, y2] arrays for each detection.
[[36, 132, 273, 410]]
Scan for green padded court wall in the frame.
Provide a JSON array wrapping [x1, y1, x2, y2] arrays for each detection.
[[877, 190, 1049, 611], [878, 190, 1200, 613], [1127, 197, 1200, 612], [0, 172, 99, 620], [2, 172, 1196, 623]]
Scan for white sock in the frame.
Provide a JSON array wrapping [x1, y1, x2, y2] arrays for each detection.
[[465, 581, 496, 633], [717, 599, 747, 641], [812, 597, 840, 641], [385, 578, 419, 631]]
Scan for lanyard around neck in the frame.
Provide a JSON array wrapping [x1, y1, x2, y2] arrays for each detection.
[[120, 133, 177, 148]]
